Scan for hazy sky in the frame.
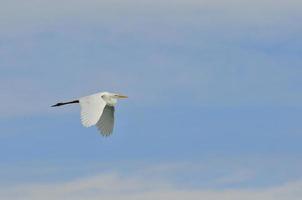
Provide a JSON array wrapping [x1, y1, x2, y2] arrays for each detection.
[[0, 0, 302, 199]]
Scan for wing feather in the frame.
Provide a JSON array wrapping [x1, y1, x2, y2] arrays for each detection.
[[79, 93, 106, 127], [96, 105, 115, 136]]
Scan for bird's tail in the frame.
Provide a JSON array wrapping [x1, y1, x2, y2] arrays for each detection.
[[51, 100, 79, 107]]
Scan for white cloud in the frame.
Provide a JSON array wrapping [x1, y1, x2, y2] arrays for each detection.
[[0, 171, 301, 200], [212, 169, 255, 185], [1, 0, 301, 35], [1, 158, 302, 199], [1, 0, 302, 118]]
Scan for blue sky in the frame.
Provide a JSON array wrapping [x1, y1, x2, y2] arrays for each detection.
[[0, 0, 302, 199]]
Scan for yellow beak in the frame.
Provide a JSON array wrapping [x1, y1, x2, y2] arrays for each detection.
[[116, 94, 128, 99]]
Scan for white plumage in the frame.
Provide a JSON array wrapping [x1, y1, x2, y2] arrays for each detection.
[[52, 91, 127, 136], [79, 93, 106, 128]]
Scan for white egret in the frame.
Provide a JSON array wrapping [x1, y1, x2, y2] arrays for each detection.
[[51, 92, 127, 136]]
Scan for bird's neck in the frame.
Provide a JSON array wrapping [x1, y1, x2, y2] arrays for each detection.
[[104, 97, 117, 106]]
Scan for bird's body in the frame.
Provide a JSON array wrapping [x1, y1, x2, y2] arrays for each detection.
[[52, 92, 127, 136]]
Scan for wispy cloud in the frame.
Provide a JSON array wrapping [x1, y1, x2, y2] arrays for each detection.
[[1, 0, 302, 117], [1, 170, 301, 200], [1, 0, 301, 37]]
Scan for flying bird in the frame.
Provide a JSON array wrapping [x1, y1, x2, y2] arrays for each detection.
[[51, 92, 127, 136]]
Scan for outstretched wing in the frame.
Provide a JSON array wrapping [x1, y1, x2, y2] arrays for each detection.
[[79, 93, 106, 127], [96, 105, 115, 136]]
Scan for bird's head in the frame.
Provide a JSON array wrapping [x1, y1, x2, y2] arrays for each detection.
[[101, 92, 128, 106]]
